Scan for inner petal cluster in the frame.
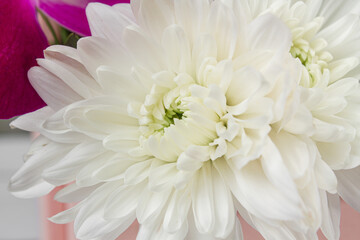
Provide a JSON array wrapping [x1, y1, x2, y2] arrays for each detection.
[[288, 17, 333, 87], [139, 75, 192, 137]]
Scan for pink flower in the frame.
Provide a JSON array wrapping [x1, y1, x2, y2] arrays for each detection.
[[39, 0, 130, 36], [0, 0, 129, 119]]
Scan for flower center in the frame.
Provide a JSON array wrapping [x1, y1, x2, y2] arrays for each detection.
[[288, 17, 333, 88], [290, 43, 323, 87], [290, 44, 315, 68], [163, 103, 184, 127], [139, 81, 191, 138]]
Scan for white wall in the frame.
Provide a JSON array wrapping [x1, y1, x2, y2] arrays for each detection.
[[0, 133, 40, 240]]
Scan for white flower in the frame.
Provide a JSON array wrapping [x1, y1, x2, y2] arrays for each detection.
[[220, 0, 360, 239], [8, 1, 360, 240]]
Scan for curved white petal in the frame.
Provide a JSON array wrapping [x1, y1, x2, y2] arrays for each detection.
[[248, 13, 292, 53], [319, 191, 340, 240], [87, 3, 135, 42], [29, 67, 83, 111], [214, 159, 303, 221], [191, 162, 215, 234], [335, 166, 360, 212]]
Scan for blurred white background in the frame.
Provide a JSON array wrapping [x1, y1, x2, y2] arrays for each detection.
[[0, 119, 40, 240]]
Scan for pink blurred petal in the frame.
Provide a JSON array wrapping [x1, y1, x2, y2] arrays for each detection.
[[0, 0, 47, 119], [38, 0, 130, 36]]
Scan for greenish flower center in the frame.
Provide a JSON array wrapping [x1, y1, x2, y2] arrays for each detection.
[[163, 103, 184, 127], [139, 84, 190, 138], [290, 46, 313, 68], [290, 41, 329, 88]]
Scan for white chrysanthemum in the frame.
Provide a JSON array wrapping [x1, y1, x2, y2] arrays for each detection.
[[8, 0, 360, 240], [220, 0, 360, 239]]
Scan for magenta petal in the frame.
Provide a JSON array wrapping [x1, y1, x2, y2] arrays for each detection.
[[0, 0, 47, 119], [39, 0, 130, 36]]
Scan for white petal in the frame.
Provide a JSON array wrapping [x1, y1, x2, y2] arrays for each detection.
[[318, 1, 360, 27], [10, 181, 54, 199], [298, 176, 322, 229], [261, 138, 301, 203], [28, 67, 82, 111], [96, 66, 148, 101], [64, 96, 138, 140], [137, 220, 188, 240], [93, 157, 136, 182], [103, 134, 140, 153], [134, 0, 175, 40], [42, 141, 106, 185], [50, 203, 82, 224], [177, 145, 210, 171], [329, 57, 359, 82], [123, 26, 166, 73], [208, 0, 239, 60], [214, 159, 303, 221], [204, 84, 227, 116], [301, 0, 322, 23], [250, 216, 303, 240], [163, 188, 191, 233], [320, 191, 340, 240], [112, 3, 136, 21], [82, 216, 135, 240], [145, 134, 179, 162], [38, 108, 88, 143], [191, 162, 215, 234], [174, 0, 210, 44], [212, 166, 235, 238], [124, 159, 152, 185], [86, 3, 135, 42], [42, 47, 100, 97], [317, 142, 351, 170], [314, 158, 337, 194], [77, 37, 132, 79], [226, 66, 269, 106], [346, 133, 360, 169], [233, 199, 255, 229], [319, 14, 360, 49], [312, 118, 355, 143], [73, 182, 120, 235], [54, 183, 101, 203], [103, 183, 144, 220], [44, 44, 81, 61], [186, 211, 241, 240], [283, 105, 314, 136], [148, 160, 177, 191], [228, 126, 270, 169], [232, 97, 273, 129], [76, 155, 109, 187], [9, 141, 72, 195], [326, 77, 359, 97], [136, 188, 172, 224], [162, 25, 192, 74], [192, 34, 217, 81], [335, 166, 360, 212], [77, 211, 134, 240], [271, 131, 313, 179], [10, 107, 53, 132], [247, 13, 292, 53]]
